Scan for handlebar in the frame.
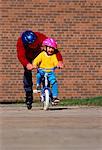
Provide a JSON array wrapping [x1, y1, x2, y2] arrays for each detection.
[[38, 66, 59, 72]]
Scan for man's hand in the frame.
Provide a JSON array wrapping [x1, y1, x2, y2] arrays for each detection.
[[26, 63, 34, 70], [57, 61, 64, 68]]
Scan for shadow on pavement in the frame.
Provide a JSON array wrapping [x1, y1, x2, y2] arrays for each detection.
[[48, 107, 71, 111]]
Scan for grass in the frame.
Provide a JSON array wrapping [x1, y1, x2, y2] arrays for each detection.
[[59, 96, 102, 106], [0, 96, 102, 107]]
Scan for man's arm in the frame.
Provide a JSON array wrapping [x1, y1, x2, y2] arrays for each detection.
[[56, 51, 63, 61], [55, 49, 63, 68], [35, 32, 47, 44], [16, 37, 29, 67]]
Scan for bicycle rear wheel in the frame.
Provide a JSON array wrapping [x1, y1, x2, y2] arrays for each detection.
[[43, 89, 50, 110]]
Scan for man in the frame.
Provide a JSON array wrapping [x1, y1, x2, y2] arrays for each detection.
[[16, 30, 63, 109]]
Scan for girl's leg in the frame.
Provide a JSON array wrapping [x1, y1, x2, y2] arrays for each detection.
[[48, 72, 58, 98], [52, 82, 58, 98], [36, 69, 45, 90], [36, 72, 42, 90], [36, 72, 42, 86]]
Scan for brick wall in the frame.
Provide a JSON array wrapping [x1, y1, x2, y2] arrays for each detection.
[[0, 0, 102, 102]]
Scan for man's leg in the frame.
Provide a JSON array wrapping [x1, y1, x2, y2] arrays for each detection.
[[23, 68, 33, 109]]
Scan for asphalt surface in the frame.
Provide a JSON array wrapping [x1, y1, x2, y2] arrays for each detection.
[[0, 104, 102, 150]]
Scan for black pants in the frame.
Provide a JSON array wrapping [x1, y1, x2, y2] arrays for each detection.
[[23, 67, 33, 94]]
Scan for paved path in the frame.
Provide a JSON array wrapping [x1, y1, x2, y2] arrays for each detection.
[[0, 104, 102, 150]]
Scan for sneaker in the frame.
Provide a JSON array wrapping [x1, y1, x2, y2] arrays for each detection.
[[26, 93, 33, 110], [26, 101, 32, 110], [52, 97, 60, 105]]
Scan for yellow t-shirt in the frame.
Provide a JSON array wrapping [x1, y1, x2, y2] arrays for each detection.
[[32, 51, 58, 69]]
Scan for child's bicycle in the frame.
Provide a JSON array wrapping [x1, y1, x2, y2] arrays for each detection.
[[33, 67, 59, 110]]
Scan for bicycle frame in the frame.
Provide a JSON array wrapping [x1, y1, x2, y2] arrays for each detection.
[[34, 67, 57, 110], [39, 68, 53, 110]]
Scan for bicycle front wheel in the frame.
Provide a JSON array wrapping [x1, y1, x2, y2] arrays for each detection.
[[43, 89, 50, 110]]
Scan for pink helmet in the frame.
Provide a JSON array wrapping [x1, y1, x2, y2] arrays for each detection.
[[42, 38, 57, 49]]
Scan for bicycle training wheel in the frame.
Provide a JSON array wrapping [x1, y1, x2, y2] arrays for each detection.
[[43, 89, 50, 110]]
